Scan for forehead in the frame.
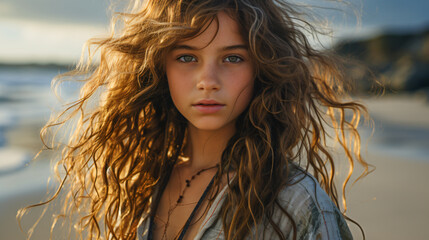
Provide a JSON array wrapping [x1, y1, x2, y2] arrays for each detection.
[[175, 11, 246, 48]]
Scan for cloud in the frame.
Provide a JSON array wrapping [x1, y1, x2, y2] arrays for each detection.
[[0, 20, 108, 64], [360, 0, 429, 29], [0, 0, 125, 63], [0, 0, 110, 25]]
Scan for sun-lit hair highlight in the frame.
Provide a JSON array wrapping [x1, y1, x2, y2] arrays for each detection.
[[18, 0, 371, 239]]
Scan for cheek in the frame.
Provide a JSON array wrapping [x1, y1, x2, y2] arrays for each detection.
[[167, 78, 179, 108], [167, 78, 182, 107], [228, 66, 254, 108], [167, 70, 194, 114], [233, 77, 254, 111], [167, 66, 183, 101], [242, 84, 254, 107]]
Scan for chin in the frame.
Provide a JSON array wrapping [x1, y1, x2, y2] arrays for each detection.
[[191, 123, 226, 131], [189, 119, 234, 132]]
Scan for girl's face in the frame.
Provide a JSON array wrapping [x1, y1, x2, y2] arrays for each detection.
[[166, 11, 254, 133]]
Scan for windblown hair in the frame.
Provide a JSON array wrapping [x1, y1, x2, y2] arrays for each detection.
[[20, 0, 371, 239]]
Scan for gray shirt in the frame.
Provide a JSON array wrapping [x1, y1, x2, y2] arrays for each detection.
[[136, 172, 353, 240]]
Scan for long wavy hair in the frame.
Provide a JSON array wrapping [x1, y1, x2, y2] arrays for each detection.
[[19, 0, 371, 239]]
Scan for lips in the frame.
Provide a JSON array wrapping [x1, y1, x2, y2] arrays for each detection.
[[194, 99, 223, 105], [192, 99, 225, 113]]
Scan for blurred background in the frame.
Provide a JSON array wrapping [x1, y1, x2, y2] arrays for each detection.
[[0, 0, 428, 239]]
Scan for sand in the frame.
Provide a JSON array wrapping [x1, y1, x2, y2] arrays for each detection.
[[347, 153, 429, 239], [1, 94, 428, 239]]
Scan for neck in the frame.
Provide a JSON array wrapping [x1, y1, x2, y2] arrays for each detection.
[[183, 123, 235, 171]]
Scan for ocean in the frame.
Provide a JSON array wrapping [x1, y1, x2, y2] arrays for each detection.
[[0, 64, 78, 175]]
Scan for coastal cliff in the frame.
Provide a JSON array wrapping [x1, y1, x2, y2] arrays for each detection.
[[334, 27, 429, 94]]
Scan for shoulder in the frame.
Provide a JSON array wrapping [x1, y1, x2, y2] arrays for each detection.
[[279, 171, 339, 216], [263, 170, 353, 240]]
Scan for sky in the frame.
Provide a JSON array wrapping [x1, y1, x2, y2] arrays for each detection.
[[1, 0, 428, 64]]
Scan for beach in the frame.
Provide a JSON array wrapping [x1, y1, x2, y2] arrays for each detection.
[[348, 153, 429, 239], [347, 94, 429, 239], [1, 93, 428, 239]]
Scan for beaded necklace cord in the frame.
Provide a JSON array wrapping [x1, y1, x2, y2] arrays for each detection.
[[176, 164, 219, 204], [148, 164, 220, 240]]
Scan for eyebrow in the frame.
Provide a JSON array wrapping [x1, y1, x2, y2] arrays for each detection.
[[172, 44, 248, 51]]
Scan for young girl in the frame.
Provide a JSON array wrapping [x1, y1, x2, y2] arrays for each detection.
[[24, 0, 370, 239]]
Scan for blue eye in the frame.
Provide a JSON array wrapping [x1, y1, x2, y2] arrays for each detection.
[[224, 55, 243, 63], [177, 55, 196, 62]]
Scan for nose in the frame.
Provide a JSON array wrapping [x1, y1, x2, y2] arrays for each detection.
[[196, 62, 220, 91]]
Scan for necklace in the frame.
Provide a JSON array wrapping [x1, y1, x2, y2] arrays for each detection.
[[175, 164, 219, 204], [158, 164, 220, 240]]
